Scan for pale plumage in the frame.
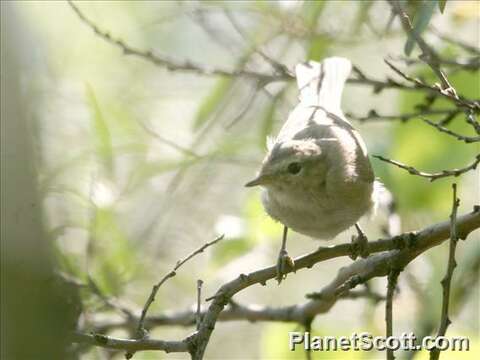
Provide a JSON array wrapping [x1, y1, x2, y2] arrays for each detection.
[[246, 57, 376, 240]]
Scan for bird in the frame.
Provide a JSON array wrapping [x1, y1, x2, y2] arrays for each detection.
[[245, 57, 377, 283]]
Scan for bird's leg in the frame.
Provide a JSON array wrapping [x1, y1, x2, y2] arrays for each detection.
[[350, 223, 370, 260], [276, 226, 295, 284]]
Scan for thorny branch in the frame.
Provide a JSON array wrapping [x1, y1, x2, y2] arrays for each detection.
[[430, 184, 460, 360], [373, 154, 480, 182]]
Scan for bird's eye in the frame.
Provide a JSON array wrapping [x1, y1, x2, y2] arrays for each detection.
[[287, 162, 302, 175]]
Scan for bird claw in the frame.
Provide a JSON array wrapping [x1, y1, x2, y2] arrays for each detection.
[[276, 249, 295, 284], [350, 226, 369, 260]]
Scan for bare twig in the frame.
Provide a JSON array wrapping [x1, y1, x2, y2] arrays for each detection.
[[384, 59, 479, 112], [71, 332, 191, 354], [91, 288, 384, 334], [430, 184, 460, 360], [68, 0, 474, 102], [136, 235, 224, 336], [430, 28, 480, 55], [139, 121, 201, 158], [422, 118, 480, 143], [72, 209, 480, 357], [386, 270, 400, 360], [373, 154, 480, 182], [350, 64, 427, 93], [388, 0, 454, 92], [223, 9, 292, 77], [67, 1, 285, 83], [224, 81, 263, 129], [191, 209, 480, 359], [347, 108, 460, 123], [465, 111, 480, 135], [196, 280, 203, 331], [87, 276, 135, 320], [390, 54, 480, 72]]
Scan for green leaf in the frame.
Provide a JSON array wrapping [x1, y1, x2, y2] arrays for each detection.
[[404, 0, 438, 56], [438, 0, 447, 13], [85, 84, 114, 176], [194, 77, 233, 130]]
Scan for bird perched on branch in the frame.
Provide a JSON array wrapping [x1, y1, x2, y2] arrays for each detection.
[[246, 57, 377, 283]]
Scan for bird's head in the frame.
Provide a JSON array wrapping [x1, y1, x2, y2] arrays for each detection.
[[245, 138, 328, 189]]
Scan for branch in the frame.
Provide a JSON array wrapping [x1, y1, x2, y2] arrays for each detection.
[[191, 208, 480, 359], [70, 332, 191, 354], [388, 0, 454, 92], [347, 108, 460, 123], [138, 121, 201, 158], [72, 208, 480, 357], [136, 235, 224, 336], [92, 287, 384, 334], [373, 153, 480, 181], [68, 0, 473, 101], [390, 54, 480, 72], [384, 59, 479, 113], [386, 270, 400, 360], [430, 184, 460, 360], [196, 280, 203, 331], [67, 1, 286, 83], [422, 118, 480, 144], [466, 111, 480, 134], [431, 28, 480, 56]]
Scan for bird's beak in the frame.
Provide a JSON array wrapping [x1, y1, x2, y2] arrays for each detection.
[[245, 174, 270, 187]]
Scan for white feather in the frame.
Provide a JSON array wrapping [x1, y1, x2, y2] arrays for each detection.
[[295, 57, 352, 114]]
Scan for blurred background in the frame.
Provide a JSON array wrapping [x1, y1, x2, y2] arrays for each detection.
[[1, 1, 479, 359]]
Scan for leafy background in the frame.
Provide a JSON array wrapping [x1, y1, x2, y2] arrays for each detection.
[[9, 1, 480, 359]]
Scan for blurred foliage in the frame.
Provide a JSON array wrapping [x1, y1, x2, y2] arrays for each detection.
[[384, 67, 479, 215], [12, 0, 479, 358], [194, 76, 234, 130], [86, 84, 114, 177], [90, 207, 139, 295], [404, 0, 438, 55]]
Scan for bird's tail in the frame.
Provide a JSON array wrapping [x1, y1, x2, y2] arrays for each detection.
[[295, 57, 351, 114]]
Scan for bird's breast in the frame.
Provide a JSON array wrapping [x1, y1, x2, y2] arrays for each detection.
[[261, 181, 373, 239]]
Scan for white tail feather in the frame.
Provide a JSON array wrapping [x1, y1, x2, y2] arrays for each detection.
[[295, 57, 351, 114]]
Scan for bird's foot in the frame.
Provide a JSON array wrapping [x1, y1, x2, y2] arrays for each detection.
[[276, 249, 295, 284], [350, 224, 369, 260]]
